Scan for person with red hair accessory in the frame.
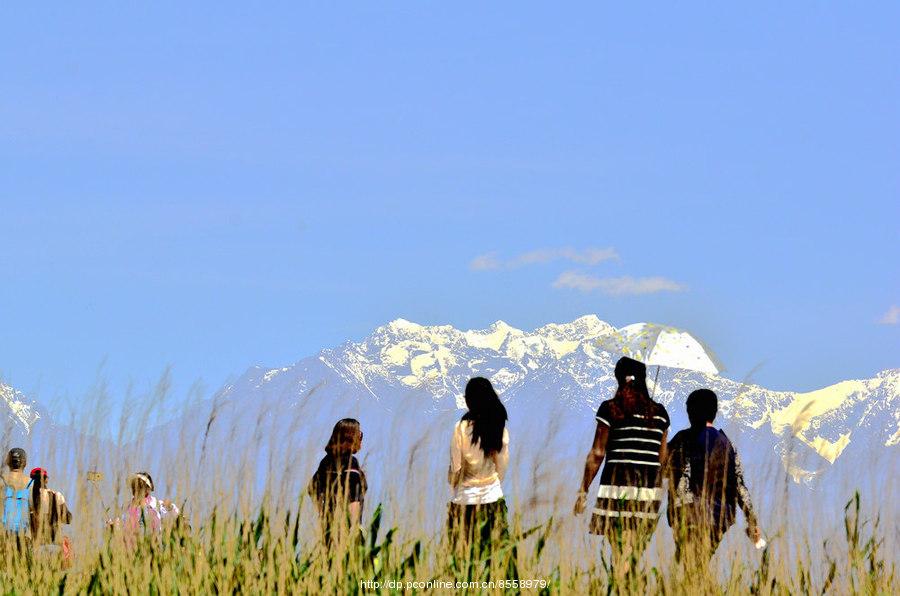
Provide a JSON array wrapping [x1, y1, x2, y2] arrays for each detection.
[[28, 467, 73, 564]]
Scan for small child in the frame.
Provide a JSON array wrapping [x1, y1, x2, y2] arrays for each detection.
[[665, 389, 762, 562], [122, 472, 179, 534]]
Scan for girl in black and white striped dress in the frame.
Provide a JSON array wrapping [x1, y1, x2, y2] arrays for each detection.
[[575, 357, 669, 567]]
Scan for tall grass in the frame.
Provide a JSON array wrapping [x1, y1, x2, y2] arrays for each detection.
[[0, 377, 896, 594]]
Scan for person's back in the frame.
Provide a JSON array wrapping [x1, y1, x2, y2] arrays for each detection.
[[310, 454, 366, 517], [666, 389, 760, 561], [122, 472, 181, 534], [308, 419, 367, 547], [667, 427, 742, 529], [2, 471, 29, 492], [449, 418, 510, 495], [447, 377, 512, 560], [2, 448, 32, 535], [574, 357, 670, 577], [590, 388, 669, 534], [28, 468, 73, 558]]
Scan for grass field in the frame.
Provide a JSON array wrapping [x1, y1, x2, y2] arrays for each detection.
[[1, 382, 896, 594]]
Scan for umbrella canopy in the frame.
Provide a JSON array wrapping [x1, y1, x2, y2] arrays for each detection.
[[594, 323, 722, 376]]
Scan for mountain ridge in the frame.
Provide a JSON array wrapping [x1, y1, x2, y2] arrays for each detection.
[[227, 316, 897, 478], [2, 316, 897, 485]]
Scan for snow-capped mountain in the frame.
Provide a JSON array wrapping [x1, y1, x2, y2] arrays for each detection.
[[4, 316, 896, 536], [5, 316, 896, 487], [1, 381, 41, 438], [318, 315, 620, 408], [266, 318, 889, 439], [1, 319, 894, 558], [201, 316, 898, 493]]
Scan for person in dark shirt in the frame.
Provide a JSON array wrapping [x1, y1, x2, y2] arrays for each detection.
[[575, 357, 670, 573], [665, 389, 761, 563], [308, 418, 367, 547]]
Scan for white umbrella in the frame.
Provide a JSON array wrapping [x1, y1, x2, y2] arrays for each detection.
[[594, 323, 723, 395]]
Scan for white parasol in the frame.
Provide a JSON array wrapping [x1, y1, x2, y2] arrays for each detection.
[[594, 323, 723, 395]]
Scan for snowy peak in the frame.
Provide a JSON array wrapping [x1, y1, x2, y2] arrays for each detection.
[[234, 316, 896, 476], [384, 318, 424, 333], [361, 316, 715, 379], [1, 382, 41, 434], [464, 321, 521, 351], [768, 370, 899, 461], [536, 314, 613, 338], [317, 316, 720, 404], [596, 323, 721, 376], [377, 316, 616, 354]]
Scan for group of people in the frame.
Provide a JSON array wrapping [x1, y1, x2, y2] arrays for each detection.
[[574, 356, 761, 570], [308, 356, 761, 571], [3, 355, 761, 571], [0, 450, 180, 563], [305, 376, 514, 553], [1, 449, 73, 561]]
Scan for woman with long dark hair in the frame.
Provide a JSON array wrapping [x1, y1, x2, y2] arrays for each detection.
[[29, 468, 73, 562], [308, 418, 367, 547], [447, 377, 510, 552], [574, 357, 670, 573]]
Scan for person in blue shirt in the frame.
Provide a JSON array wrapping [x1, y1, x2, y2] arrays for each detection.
[[2, 448, 31, 537]]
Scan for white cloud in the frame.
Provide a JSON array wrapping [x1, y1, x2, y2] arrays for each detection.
[[552, 271, 604, 292], [469, 252, 501, 271], [553, 272, 687, 296], [470, 247, 618, 271], [879, 305, 900, 325]]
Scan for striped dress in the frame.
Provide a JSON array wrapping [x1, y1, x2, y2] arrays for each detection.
[[590, 398, 670, 536]]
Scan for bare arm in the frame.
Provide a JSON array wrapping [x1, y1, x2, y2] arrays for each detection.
[[348, 501, 362, 527], [574, 422, 609, 514]]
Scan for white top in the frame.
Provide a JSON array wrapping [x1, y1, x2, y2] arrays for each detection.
[[147, 495, 180, 519], [452, 479, 504, 505], [448, 419, 509, 505]]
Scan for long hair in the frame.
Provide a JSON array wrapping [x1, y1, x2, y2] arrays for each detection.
[[462, 377, 508, 456], [325, 418, 363, 458], [312, 419, 366, 511], [29, 468, 56, 539], [609, 357, 655, 420]]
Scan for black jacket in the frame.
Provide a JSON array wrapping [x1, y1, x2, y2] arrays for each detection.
[[665, 427, 757, 532]]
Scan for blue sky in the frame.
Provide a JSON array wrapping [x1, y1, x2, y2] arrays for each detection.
[[1, 3, 897, 413]]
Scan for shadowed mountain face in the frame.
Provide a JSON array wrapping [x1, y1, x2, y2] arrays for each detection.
[[3, 316, 898, 533]]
